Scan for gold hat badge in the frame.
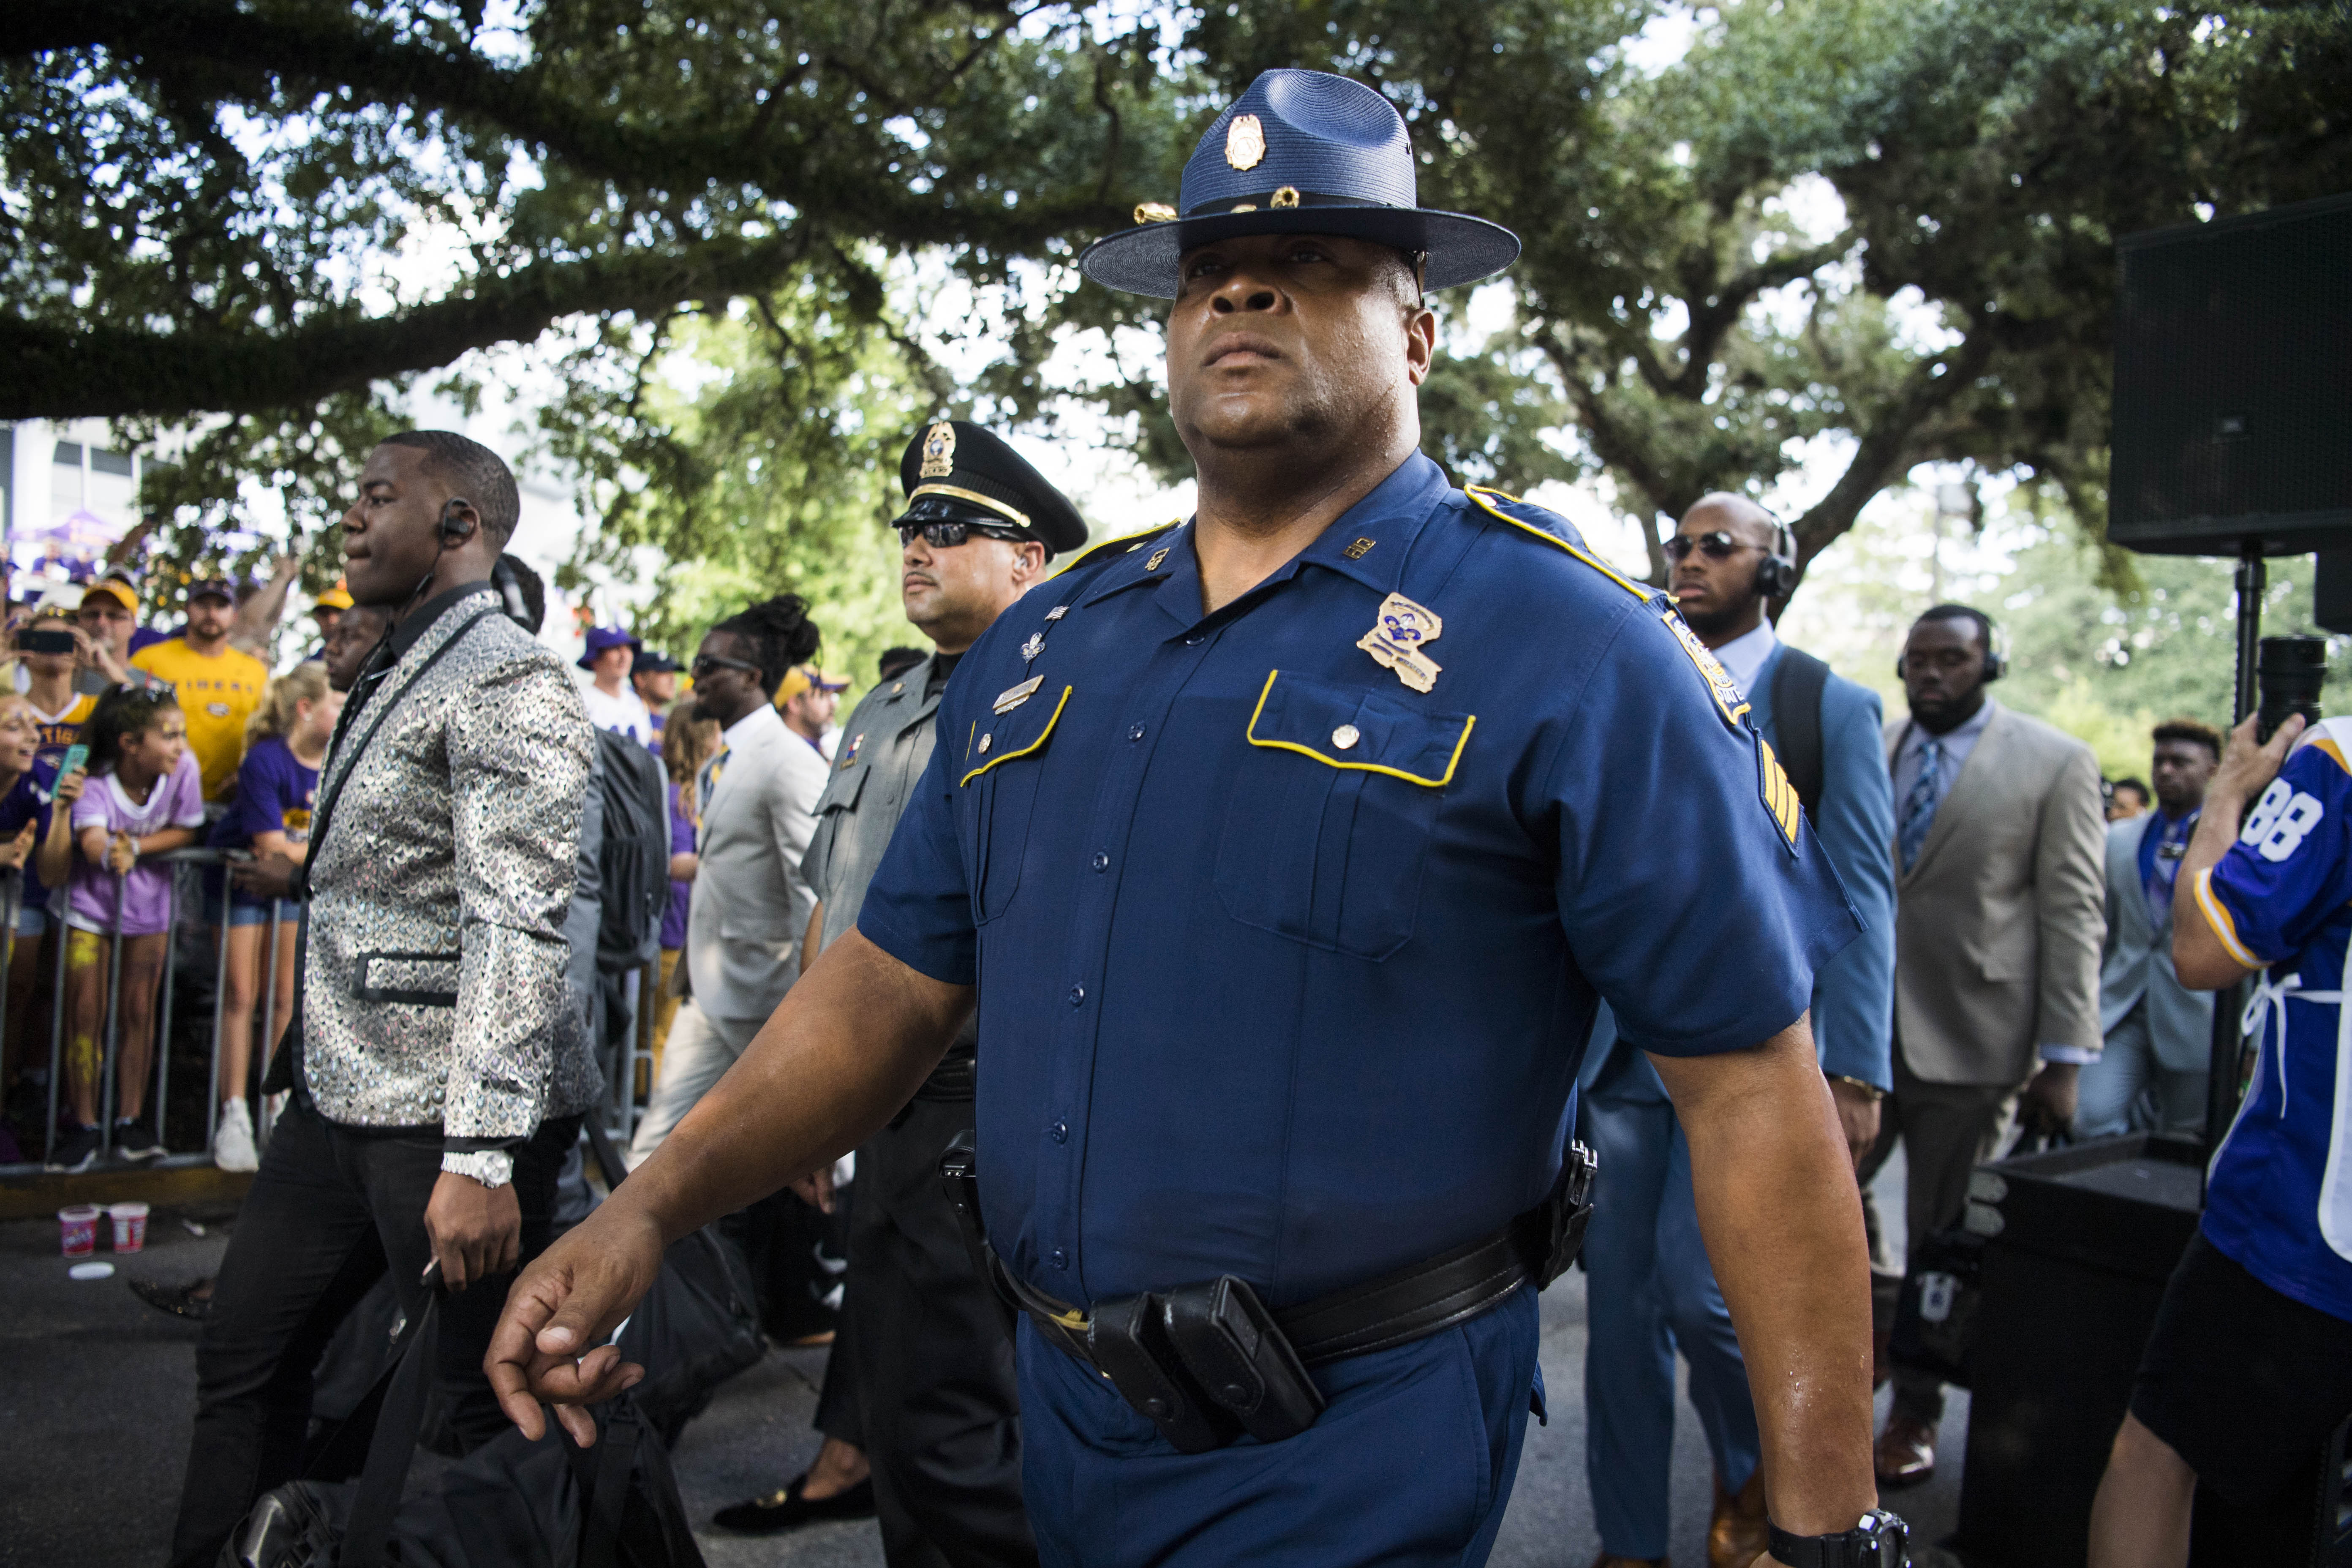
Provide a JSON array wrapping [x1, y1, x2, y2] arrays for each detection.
[[1225, 113, 1266, 172], [919, 422, 957, 479]]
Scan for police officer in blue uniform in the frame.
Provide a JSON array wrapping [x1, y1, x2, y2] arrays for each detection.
[[492, 69, 1907, 1568]]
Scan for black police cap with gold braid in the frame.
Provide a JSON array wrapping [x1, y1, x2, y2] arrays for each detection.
[[893, 420, 1088, 556]]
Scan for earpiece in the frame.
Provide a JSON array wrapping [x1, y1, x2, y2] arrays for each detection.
[[438, 498, 476, 550], [1753, 520, 1799, 600]]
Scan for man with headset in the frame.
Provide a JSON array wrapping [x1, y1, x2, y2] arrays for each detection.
[[1576, 495, 1896, 1567], [169, 432, 600, 1568], [1864, 602, 2105, 1487]]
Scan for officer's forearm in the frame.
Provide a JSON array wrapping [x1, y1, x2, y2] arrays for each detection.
[[613, 928, 969, 1246], [1650, 1015, 1878, 1539]]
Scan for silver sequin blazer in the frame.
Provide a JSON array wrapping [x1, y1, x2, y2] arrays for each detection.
[[299, 593, 602, 1142]]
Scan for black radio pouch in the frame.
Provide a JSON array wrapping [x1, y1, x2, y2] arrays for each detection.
[[1538, 1140, 1600, 1288], [1086, 1292, 1241, 1454], [1161, 1275, 1328, 1444]]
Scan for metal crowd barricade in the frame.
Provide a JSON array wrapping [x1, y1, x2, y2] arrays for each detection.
[[23, 845, 276, 1172]]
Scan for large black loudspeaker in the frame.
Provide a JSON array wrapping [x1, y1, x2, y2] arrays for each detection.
[[2110, 192, 2352, 555]]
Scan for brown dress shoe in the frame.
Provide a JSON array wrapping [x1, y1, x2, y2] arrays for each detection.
[[1590, 1555, 1667, 1568], [1707, 1468, 1770, 1568], [1873, 1409, 1938, 1488]]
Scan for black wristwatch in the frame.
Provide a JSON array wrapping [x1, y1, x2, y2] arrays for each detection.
[[1767, 1509, 1908, 1567]]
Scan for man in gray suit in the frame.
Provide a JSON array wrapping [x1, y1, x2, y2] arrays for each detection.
[[628, 595, 831, 1162], [1865, 603, 2106, 1487], [2078, 719, 2221, 1138]]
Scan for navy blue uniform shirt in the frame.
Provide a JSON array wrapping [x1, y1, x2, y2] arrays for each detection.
[[860, 453, 1860, 1309]]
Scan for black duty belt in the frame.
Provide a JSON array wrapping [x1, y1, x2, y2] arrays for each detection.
[[938, 1133, 1595, 1453]]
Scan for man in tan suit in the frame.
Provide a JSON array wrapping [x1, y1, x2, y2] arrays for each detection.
[[1863, 604, 2106, 1487]]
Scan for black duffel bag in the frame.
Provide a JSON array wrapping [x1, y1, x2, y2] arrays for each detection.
[[221, 1288, 706, 1568], [582, 1120, 765, 1446]]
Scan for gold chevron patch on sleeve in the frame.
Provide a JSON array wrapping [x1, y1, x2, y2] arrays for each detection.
[[1757, 737, 1802, 849]]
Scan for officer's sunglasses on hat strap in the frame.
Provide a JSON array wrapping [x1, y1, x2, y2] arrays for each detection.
[[1663, 530, 1759, 563], [896, 520, 1032, 550]]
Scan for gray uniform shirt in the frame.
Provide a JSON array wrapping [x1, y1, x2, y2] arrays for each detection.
[[803, 653, 979, 1068]]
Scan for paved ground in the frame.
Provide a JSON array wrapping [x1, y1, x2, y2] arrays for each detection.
[[0, 1157, 1967, 1568]]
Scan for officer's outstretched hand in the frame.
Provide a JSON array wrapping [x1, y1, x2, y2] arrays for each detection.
[[486, 1204, 662, 1446]]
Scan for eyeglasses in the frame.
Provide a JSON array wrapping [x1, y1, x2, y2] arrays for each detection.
[[1662, 531, 1757, 564], [896, 521, 1031, 550], [690, 653, 762, 680]]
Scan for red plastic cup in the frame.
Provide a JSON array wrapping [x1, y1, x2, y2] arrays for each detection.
[[109, 1201, 150, 1253], [57, 1204, 101, 1258]]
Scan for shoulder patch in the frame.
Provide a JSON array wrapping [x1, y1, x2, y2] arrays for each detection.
[[1661, 609, 1750, 729], [1050, 520, 1182, 580]]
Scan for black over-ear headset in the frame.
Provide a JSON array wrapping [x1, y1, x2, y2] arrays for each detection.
[[1896, 608, 2006, 683], [1753, 518, 1799, 600]]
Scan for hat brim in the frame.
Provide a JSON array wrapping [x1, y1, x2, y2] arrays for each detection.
[[1078, 205, 1521, 299]]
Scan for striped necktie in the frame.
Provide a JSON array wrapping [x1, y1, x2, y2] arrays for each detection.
[[1898, 738, 1942, 873]]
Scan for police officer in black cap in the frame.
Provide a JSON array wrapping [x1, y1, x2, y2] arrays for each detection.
[[713, 420, 1081, 1564]]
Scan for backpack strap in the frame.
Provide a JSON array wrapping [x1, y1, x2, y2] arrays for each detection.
[[339, 1291, 441, 1568], [1769, 645, 1831, 818]]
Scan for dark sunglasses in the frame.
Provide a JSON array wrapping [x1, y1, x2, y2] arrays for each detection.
[[896, 520, 1031, 550], [1662, 530, 1763, 563], [690, 653, 762, 679]]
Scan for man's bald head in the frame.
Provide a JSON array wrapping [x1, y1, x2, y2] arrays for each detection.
[[1682, 492, 1780, 550]]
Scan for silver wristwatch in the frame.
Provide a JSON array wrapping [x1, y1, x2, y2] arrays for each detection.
[[440, 1149, 515, 1189]]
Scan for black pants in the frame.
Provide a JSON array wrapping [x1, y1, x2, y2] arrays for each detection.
[[841, 1096, 1037, 1568], [168, 1098, 578, 1568]]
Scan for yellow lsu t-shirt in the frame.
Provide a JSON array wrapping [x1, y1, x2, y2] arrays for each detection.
[[131, 638, 270, 800]]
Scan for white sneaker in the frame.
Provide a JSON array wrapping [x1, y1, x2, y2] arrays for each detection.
[[212, 1099, 259, 1173]]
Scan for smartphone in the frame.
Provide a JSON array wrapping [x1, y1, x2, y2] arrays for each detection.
[[16, 627, 75, 656], [57, 743, 88, 777]]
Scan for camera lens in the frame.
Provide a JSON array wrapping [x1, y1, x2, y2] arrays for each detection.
[[2257, 634, 2328, 743]]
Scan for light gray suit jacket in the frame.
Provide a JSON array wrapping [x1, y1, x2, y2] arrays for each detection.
[[2099, 812, 2214, 1071], [685, 705, 829, 1022], [1885, 700, 2107, 1086]]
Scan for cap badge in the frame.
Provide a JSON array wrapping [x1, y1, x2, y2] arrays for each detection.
[[919, 422, 957, 480], [1134, 202, 1178, 224], [1020, 632, 1046, 663], [1224, 113, 1266, 171], [1271, 185, 1301, 210], [1357, 592, 1444, 694], [994, 675, 1043, 715]]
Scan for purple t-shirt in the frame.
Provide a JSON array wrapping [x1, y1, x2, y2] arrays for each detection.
[[68, 751, 204, 935], [662, 780, 694, 952], [207, 735, 319, 909], [0, 756, 63, 913]]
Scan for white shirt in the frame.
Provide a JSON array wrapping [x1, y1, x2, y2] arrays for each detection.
[[1711, 618, 1779, 700], [581, 683, 653, 748]]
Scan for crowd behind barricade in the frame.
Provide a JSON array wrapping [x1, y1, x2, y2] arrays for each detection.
[[8, 74, 2345, 1568]]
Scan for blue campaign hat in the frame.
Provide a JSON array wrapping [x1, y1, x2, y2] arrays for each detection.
[[1078, 69, 1520, 299], [577, 625, 641, 670]]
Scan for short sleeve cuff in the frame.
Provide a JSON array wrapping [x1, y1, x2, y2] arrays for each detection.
[[2192, 866, 2268, 969], [2037, 1043, 2098, 1066], [854, 905, 977, 990]]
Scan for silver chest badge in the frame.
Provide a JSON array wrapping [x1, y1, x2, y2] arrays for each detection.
[[1357, 592, 1444, 693], [994, 675, 1044, 714]]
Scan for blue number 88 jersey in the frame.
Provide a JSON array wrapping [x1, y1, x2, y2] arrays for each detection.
[[2195, 717, 2352, 1324]]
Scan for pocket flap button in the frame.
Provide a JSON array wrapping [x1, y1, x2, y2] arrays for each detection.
[[1330, 724, 1361, 751]]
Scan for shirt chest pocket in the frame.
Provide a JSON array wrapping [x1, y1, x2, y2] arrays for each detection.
[[1215, 671, 1475, 961], [958, 686, 1072, 925]]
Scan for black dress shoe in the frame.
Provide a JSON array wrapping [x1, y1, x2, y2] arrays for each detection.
[[712, 1473, 876, 1534], [130, 1277, 213, 1321]]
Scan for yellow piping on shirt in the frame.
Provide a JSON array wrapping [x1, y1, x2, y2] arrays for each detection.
[[1245, 670, 1474, 788]]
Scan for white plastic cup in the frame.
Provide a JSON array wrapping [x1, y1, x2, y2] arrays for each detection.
[[58, 1204, 101, 1258], [108, 1201, 150, 1253]]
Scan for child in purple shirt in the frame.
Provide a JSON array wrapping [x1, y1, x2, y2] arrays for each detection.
[[49, 686, 203, 1171]]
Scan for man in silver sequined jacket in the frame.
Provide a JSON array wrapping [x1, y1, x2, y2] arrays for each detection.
[[170, 431, 599, 1568]]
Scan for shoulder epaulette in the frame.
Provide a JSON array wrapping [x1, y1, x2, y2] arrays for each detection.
[[1463, 485, 1657, 605], [1051, 520, 1183, 580]]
